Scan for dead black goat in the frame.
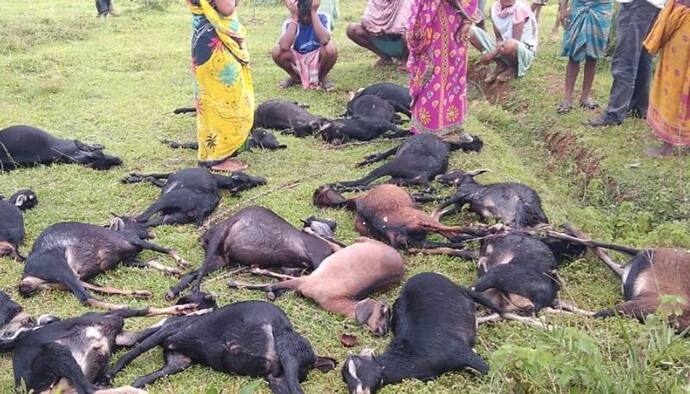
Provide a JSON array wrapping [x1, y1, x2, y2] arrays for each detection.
[[0, 189, 37, 261], [167, 206, 340, 299], [341, 272, 499, 394], [2, 294, 201, 394], [103, 300, 336, 393], [0, 125, 122, 172], [319, 116, 409, 145], [336, 133, 483, 190], [345, 83, 411, 118], [254, 100, 329, 137], [19, 217, 190, 310], [162, 128, 287, 151], [433, 170, 548, 228], [348, 95, 406, 123], [122, 167, 266, 227]]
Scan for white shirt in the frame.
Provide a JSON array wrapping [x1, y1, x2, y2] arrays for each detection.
[[491, 0, 538, 50], [616, 0, 665, 9]]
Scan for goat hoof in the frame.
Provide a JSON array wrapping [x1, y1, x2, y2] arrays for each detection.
[[133, 290, 152, 299], [227, 280, 239, 289], [164, 290, 177, 301], [266, 292, 277, 301]]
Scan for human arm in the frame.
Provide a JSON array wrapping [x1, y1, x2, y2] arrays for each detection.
[[310, 0, 332, 45], [279, 0, 299, 51], [512, 19, 525, 41]]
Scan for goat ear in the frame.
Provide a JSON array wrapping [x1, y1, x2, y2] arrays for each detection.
[[313, 356, 337, 372], [355, 299, 375, 325], [359, 348, 375, 359], [14, 195, 26, 207], [468, 169, 492, 177]]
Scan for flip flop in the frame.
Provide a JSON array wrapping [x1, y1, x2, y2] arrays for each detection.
[[278, 77, 298, 89], [557, 101, 573, 114], [579, 98, 599, 110]]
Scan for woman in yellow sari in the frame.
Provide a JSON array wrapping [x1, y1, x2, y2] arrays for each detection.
[[190, 0, 255, 171], [643, 0, 690, 157]]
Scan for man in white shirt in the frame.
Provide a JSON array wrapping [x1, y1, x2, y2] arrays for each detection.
[[588, 0, 665, 127]]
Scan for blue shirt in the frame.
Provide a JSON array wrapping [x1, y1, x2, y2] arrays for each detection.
[[282, 12, 331, 54]]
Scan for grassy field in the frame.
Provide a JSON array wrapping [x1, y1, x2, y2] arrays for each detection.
[[1, 0, 689, 393]]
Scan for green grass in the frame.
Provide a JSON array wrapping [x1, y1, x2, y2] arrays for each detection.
[[1, 0, 689, 393]]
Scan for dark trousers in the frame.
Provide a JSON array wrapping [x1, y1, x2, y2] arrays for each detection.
[[96, 0, 113, 16], [605, 0, 660, 121]]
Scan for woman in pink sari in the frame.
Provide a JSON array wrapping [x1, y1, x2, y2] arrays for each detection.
[[407, 0, 481, 136]]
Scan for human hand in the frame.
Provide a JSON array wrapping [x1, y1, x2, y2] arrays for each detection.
[[284, 0, 298, 16], [311, 0, 321, 11], [460, 21, 472, 41]]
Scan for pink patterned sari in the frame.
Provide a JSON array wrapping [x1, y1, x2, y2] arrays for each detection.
[[407, 0, 480, 134]]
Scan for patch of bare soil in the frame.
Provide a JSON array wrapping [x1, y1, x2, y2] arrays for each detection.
[[467, 63, 512, 104]]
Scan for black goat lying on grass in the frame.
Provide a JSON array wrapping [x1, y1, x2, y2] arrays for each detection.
[[122, 167, 266, 227], [168, 206, 340, 300], [163, 128, 287, 151], [336, 133, 483, 190], [342, 272, 499, 394], [319, 117, 409, 145], [433, 170, 548, 228], [0, 189, 37, 261], [0, 291, 199, 394], [254, 100, 328, 137], [103, 299, 336, 392], [19, 218, 190, 310], [345, 83, 411, 118], [0, 125, 122, 172]]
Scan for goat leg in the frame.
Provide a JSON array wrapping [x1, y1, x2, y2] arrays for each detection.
[[86, 299, 128, 310], [133, 239, 191, 269], [557, 225, 625, 278], [144, 303, 201, 316], [500, 313, 554, 330], [549, 300, 595, 316], [125, 259, 182, 277], [250, 268, 298, 281], [409, 247, 479, 260], [81, 281, 152, 299], [227, 280, 274, 292]]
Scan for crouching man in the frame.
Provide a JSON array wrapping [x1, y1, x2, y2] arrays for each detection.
[[273, 0, 338, 91], [346, 0, 413, 69]]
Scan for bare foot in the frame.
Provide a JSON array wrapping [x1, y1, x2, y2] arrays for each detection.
[[211, 158, 249, 172], [496, 68, 516, 82], [373, 57, 394, 68], [645, 142, 675, 158]]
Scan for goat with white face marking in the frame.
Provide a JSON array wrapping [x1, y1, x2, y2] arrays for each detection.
[[342, 272, 500, 394], [314, 184, 472, 249], [0, 291, 198, 394], [0, 189, 38, 261], [434, 170, 548, 228], [595, 249, 690, 331], [229, 237, 404, 336], [104, 300, 336, 393], [19, 218, 189, 310]]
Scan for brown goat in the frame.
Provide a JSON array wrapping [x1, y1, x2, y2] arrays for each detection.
[[313, 184, 470, 248], [596, 249, 690, 331], [229, 237, 405, 335]]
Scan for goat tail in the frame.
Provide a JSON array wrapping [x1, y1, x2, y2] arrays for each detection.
[[466, 288, 504, 315]]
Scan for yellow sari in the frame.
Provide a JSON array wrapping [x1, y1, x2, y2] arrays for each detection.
[[643, 0, 690, 146], [190, 0, 255, 164]]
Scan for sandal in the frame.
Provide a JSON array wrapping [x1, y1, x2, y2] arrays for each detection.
[[278, 77, 299, 89], [580, 98, 599, 110], [557, 101, 573, 114]]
